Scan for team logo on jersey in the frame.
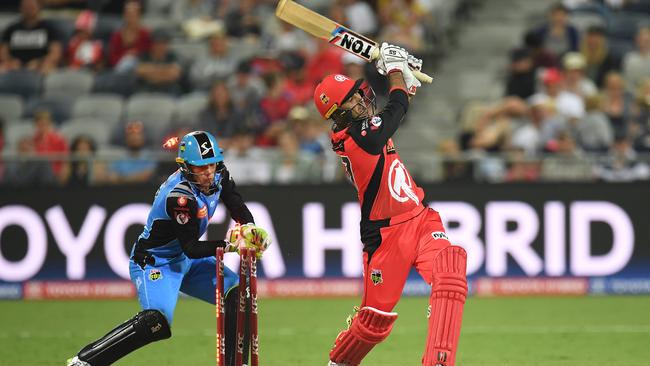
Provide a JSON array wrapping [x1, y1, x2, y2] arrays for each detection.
[[386, 138, 396, 154], [197, 206, 208, 218], [177, 196, 187, 206], [370, 269, 383, 285], [370, 116, 382, 130], [388, 159, 419, 204], [148, 269, 163, 281], [175, 211, 190, 225], [431, 232, 449, 241], [320, 93, 329, 105]]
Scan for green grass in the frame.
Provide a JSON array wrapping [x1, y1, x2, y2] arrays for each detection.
[[1, 296, 649, 365]]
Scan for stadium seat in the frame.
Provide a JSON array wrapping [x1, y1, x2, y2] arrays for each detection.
[[170, 41, 207, 66], [44, 70, 94, 98], [3, 122, 34, 152], [60, 118, 111, 146], [72, 94, 124, 127], [0, 70, 42, 100], [25, 95, 74, 124], [175, 93, 208, 125], [608, 12, 650, 41], [125, 93, 176, 141], [93, 71, 136, 97], [0, 94, 24, 121]]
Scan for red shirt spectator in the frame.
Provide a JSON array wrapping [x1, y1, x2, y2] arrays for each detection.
[[108, 0, 151, 67], [32, 110, 68, 176], [306, 41, 344, 85], [67, 10, 103, 69]]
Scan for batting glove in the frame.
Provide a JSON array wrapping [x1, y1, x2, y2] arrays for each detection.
[[402, 66, 422, 95], [376, 42, 409, 75]]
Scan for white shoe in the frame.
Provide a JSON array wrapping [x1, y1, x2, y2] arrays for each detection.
[[66, 356, 90, 366], [328, 362, 349, 366]]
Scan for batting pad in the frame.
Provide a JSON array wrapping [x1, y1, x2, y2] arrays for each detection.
[[329, 306, 398, 366], [423, 246, 468, 366]]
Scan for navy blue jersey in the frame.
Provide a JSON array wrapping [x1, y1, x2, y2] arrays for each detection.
[[133, 167, 253, 264]]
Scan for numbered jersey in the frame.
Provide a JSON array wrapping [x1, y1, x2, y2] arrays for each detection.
[[331, 89, 425, 227]]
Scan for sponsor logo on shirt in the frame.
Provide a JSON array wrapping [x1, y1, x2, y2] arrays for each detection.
[[175, 211, 189, 225], [197, 206, 208, 218], [431, 231, 449, 241]]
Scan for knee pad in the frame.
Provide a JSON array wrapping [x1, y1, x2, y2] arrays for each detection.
[[329, 306, 398, 366], [424, 246, 467, 366], [78, 310, 171, 365]]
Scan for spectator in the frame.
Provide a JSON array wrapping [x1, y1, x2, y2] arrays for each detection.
[[533, 3, 579, 58], [281, 52, 312, 106], [534, 68, 585, 121], [505, 48, 536, 99], [377, 0, 425, 52], [223, 125, 272, 184], [580, 25, 620, 87], [32, 110, 68, 180], [341, 0, 378, 36], [562, 52, 597, 97], [171, 0, 215, 26], [306, 40, 344, 85], [631, 78, 650, 151], [594, 136, 650, 182], [574, 94, 613, 152], [67, 10, 103, 70], [225, 0, 262, 39], [601, 71, 634, 137], [227, 60, 265, 111], [189, 30, 238, 90], [288, 105, 328, 155], [61, 134, 97, 187], [463, 97, 528, 152], [0, 0, 62, 74], [135, 29, 182, 94], [622, 26, 650, 94], [523, 30, 558, 69], [108, 0, 151, 71], [438, 139, 473, 182], [102, 120, 156, 184], [198, 81, 248, 147], [258, 72, 291, 145], [271, 129, 320, 183], [4, 135, 56, 186], [269, 20, 316, 56], [504, 148, 540, 182]]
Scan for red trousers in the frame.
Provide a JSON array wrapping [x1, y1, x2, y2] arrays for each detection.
[[361, 208, 451, 311]]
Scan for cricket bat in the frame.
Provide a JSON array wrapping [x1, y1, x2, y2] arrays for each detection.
[[275, 0, 433, 84]]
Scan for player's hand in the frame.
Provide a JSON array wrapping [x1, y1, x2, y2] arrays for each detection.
[[225, 223, 271, 259], [402, 66, 421, 95], [376, 42, 409, 75]]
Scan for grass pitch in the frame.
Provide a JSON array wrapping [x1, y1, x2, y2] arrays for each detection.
[[1, 296, 649, 365]]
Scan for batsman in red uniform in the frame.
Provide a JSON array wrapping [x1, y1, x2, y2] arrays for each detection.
[[313, 43, 468, 366]]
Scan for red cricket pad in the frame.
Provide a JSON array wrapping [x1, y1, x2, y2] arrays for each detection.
[[329, 307, 398, 366], [423, 246, 468, 366]]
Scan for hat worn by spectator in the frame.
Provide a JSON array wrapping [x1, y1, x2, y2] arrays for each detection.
[[542, 68, 563, 84], [563, 52, 586, 70]]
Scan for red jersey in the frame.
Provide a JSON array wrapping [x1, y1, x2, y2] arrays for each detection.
[[331, 89, 425, 249]]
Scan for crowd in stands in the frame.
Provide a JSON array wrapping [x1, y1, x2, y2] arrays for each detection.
[[451, 0, 650, 182], [1, 0, 452, 186]]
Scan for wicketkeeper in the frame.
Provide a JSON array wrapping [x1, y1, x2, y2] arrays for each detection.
[[67, 131, 270, 366], [313, 43, 468, 366]]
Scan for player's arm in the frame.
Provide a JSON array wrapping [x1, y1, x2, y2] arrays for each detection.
[[166, 195, 230, 258], [219, 168, 255, 225], [349, 75, 409, 155]]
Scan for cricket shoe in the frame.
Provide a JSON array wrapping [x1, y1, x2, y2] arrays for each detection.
[[328, 362, 350, 366], [66, 356, 90, 366]]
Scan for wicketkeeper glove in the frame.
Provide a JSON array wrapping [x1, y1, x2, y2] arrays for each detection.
[[225, 223, 271, 259]]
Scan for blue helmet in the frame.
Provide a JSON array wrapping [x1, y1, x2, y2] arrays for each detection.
[[176, 131, 224, 194]]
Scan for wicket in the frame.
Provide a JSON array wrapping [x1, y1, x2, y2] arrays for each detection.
[[216, 247, 258, 366]]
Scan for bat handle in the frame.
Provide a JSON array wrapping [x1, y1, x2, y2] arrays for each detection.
[[370, 48, 433, 84], [413, 69, 433, 84]]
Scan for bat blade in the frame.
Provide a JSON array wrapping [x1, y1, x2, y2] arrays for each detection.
[[275, 0, 433, 83]]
